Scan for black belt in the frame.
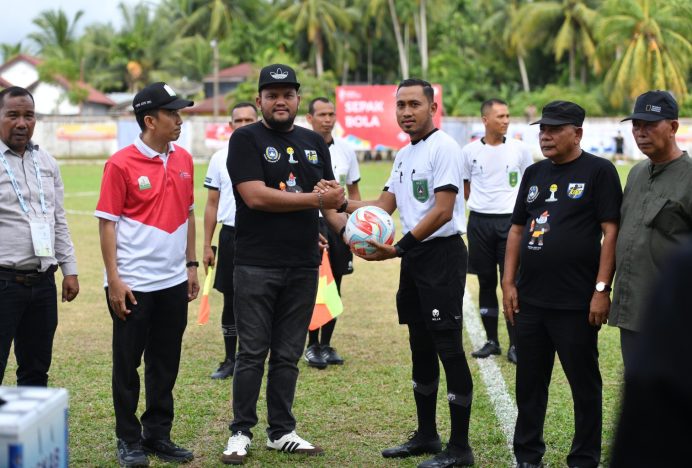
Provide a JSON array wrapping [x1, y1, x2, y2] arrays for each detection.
[[0, 264, 58, 286], [221, 225, 236, 232], [469, 211, 512, 219]]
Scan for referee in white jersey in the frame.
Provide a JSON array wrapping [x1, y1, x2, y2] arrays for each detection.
[[462, 98, 533, 364], [325, 79, 474, 468]]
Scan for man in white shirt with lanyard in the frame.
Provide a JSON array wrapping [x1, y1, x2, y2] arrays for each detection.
[[462, 98, 533, 364], [0, 86, 79, 387], [203, 102, 258, 380], [324, 79, 475, 468], [304, 97, 361, 368]]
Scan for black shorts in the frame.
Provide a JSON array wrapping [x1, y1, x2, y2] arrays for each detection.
[[213, 225, 235, 294], [466, 212, 511, 276], [319, 218, 353, 277], [396, 235, 467, 330]]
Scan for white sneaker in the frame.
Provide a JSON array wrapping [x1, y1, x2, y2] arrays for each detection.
[[221, 432, 251, 465], [266, 431, 324, 455]]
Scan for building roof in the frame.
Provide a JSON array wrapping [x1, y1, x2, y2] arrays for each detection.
[[0, 54, 115, 107], [185, 95, 228, 115], [203, 62, 254, 82]]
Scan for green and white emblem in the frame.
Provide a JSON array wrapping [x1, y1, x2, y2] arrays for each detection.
[[509, 171, 518, 187], [412, 179, 429, 202]]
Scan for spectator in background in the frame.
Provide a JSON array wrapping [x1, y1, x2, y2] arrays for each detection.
[[203, 102, 258, 380]]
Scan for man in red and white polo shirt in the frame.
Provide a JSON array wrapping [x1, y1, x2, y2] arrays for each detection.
[[96, 82, 200, 466]]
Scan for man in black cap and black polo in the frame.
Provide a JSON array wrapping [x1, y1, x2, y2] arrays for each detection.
[[609, 90, 691, 370], [96, 82, 199, 466], [219, 64, 347, 465], [501, 101, 622, 468]]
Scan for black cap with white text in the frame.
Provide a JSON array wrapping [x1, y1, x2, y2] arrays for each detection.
[[132, 82, 194, 114], [621, 90, 678, 122]]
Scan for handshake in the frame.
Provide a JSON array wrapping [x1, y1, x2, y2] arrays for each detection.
[[314, 179, 348, 212]]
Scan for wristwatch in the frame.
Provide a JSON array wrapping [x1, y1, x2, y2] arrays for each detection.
[[595, 281, 611, 293]]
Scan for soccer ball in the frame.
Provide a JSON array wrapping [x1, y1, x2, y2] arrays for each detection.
[[345, 206, 396, 255]]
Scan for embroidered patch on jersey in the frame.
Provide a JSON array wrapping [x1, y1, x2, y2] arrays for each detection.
[[179, 171, 191, 179], [412, 179, 429, 202], [567, 183, 585, 199], [545, 184, 558, 202], [285, 172, 303, 193], [138, 176, 151, 190], [527, 185, 539, 203], [264, 147, 280, 163], [509, 170, 518, 187], [528, 210, 550, 250], [305, 150, 318, 164], [287, 147, 298, 164], [431, 308, 441, 322]]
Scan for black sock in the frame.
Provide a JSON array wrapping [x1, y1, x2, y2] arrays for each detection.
[[414, 385, 438, 438], [224, 335, 237, 360], [481, 315, 499, 343], [320, 319, 336, 346], [307, 329, 319, 347]]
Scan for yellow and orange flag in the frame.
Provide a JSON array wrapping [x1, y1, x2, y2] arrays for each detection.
[[197, 259, 215, 325], [309, 250, 344, 331]]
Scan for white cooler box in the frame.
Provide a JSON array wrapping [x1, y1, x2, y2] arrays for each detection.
[[0, 387, 68, 468]]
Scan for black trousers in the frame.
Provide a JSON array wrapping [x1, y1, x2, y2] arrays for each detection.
[[106, 281, 189, 442], [513, 302, 602, 468], [0, 272, 57, 386]]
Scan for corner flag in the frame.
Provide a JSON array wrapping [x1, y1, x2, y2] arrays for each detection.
[[309, 249, 344, 331]]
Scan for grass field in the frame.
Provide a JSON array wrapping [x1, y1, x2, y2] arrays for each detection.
[[3, 159, 633, 467]]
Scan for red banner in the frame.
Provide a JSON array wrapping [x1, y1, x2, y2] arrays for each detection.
[[335, 85, 443, 151]]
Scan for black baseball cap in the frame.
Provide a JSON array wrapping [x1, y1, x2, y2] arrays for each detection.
[[621, 90, 678, 122], [132, 82, 194, 114], [531, 101, 585, 127], [258, 64, 300, 92]]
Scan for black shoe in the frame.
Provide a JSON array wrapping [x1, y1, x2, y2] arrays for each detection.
[[471, 340, 501, 358], [320, 346, 344, 365], [507, 345, 518, 364], [117, 439, 149, 467], [304, 345, 328, 369], [211, 357, 236, 379], [381, 431, 442, 458], [516, 462, 543, 468], [418, 445, 475, 467], [142, 438, 193, 463]]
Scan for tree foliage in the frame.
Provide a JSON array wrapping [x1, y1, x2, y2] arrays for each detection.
[[1, 0, 689, 115]]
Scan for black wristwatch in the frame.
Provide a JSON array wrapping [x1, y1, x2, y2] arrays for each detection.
[[336, 200, 349, 213], [186, 261, 199, 268]]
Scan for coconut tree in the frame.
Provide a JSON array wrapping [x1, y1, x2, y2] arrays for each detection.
[[596, 0, 691, 107], [278, 0, 354, 77], [512, 0, 599, 86]]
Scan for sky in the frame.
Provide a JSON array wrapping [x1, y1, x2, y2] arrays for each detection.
[[1, 0, 160, 47]]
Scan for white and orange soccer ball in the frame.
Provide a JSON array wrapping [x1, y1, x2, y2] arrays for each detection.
[[345, 206, 396, 255]]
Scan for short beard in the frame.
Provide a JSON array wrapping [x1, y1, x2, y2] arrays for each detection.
[[263, 113, 295, 132]]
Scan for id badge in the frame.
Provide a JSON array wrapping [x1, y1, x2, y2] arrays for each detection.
[[30, 221, 53, 257]]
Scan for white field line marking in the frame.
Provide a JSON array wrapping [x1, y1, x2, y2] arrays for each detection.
[[463, 289, 517, 460]]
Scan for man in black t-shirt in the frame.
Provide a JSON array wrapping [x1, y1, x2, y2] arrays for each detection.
[[219, 64, 347, 465], [502, 101, 622, 468]]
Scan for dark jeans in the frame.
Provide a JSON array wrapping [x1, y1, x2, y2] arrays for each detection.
[[514, 302, 602, 468], [106, 281, 189, 442], [0, 274, 57, 386], [230, 265, 318, 440]]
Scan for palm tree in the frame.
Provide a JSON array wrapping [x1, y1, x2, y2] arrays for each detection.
[[28, 8, 84, 58], [366, 0, 409, 79], [483, 0, 531, 92], [278, 0, 354, 77], [0, 42, 29, 62], [596, 0, 691, 107], [512, 0, 599, 86]]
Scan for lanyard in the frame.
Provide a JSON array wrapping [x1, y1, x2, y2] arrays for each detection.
[[0, 147, 48, 216]]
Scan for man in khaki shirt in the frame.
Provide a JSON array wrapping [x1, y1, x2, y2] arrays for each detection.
[[610, 90, 692, 370], [0, 86, 79, 386]]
